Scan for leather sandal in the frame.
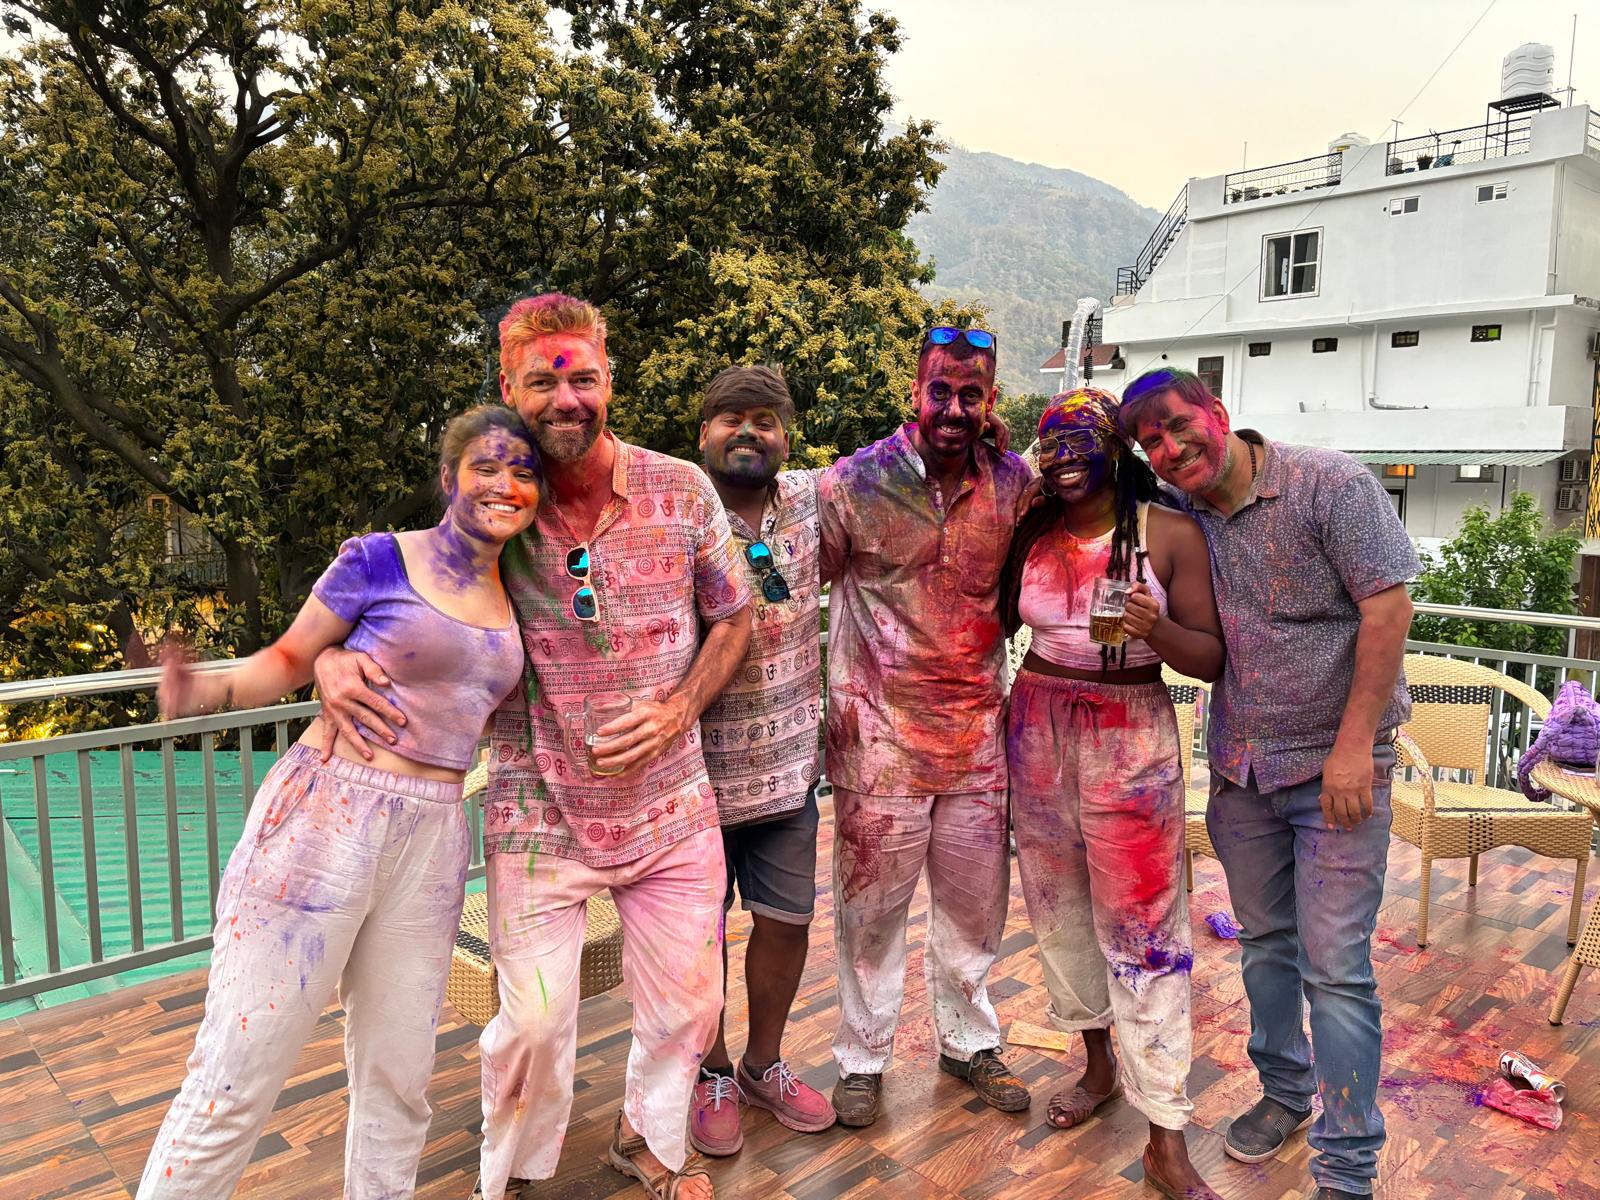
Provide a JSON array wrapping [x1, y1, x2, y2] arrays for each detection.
[[1046, 1064, 1122, 1129], [607, 1110, 713, 1199]]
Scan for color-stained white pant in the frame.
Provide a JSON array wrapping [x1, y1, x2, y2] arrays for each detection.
[[1008, 673, 1193, 1129], [475, 828, 726, 1200], [138, 744, 470, 1199], [831, 788, 1010, 1075]]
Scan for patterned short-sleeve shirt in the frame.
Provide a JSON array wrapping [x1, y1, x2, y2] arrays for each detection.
[[699, 468, 824, 827], [1176, 432, 1421, 792], [486, 434, 752, 867]]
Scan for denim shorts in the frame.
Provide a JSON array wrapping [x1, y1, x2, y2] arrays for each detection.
[[721, 785, 820, 925]]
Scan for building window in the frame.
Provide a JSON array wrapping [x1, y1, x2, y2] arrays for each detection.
[[1313, 337, 1339, 353], [1385, 489, 1407, 520], [1470, 324, 1502, 343], [1455, 464, 1498, 482], [1248, 342, 1272, 357], [1391, 330, 1420, 348], [1262, 229, 1321, 299], [1476, 182, 1508, 203], [1197, 356, 1224, 396], [1388, 196, 1419, 215], [1382, 464, 1415, 479]]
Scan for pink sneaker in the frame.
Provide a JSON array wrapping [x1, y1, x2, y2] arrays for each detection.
[[737, 1059, 838, 1132], [689, 1071, 745, 1156]]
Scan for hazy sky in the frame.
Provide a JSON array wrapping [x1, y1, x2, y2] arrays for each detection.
[[874, 0, 1600, 210]]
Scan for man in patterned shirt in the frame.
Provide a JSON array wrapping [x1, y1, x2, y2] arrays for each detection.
[[818, 327, 1035, 1127], [686, 366, 836, 1156], [1119, 367, 1417, 1200], [315, 294, 749, 1200]]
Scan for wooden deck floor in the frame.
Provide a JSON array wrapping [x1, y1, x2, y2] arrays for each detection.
[[5, 793, 1600, 1200]]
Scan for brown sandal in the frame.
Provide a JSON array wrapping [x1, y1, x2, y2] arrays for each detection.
[[1046, 1065, 1122, 1130], [608, 1111, 713, 1199]]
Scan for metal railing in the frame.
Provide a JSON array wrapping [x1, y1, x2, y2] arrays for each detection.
[[1587, 111, 1600, 160], [3, 600, 1599, 1005], [1116, 185, 1188, 296], [1385, 116, 1532, 176], [1223, 152, 1342, 205]]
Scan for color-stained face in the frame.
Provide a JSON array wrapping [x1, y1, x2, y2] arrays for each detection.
[[700, 404, 790, 490], [498, 333, 610, 463], [913, 347, 995, 465], [1126, 391, 1232, 495], [1036, 389, 1122, 505], [441, 430, 542, 545]]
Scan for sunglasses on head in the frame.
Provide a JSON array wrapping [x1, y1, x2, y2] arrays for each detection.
[[744, 540, 791, 603], [923, 326, 996, 352], [566, 544, 598, 622]]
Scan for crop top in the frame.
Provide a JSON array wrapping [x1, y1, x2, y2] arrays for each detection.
[[1016, 503, 1168, 671], [311, 532, 525, 771]]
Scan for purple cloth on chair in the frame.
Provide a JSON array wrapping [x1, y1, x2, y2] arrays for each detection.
[[1517, 680, 1600, 802]]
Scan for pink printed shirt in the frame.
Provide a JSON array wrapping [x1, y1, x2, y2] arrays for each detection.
[[819, 424, 1033, 796], [699, 468, 824, 827], [486, 435, 752, 867]]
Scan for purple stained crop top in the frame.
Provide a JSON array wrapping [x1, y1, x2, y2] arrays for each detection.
[[311, 533, 525, 771]]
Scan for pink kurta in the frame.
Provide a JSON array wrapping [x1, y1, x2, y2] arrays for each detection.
[[486, 434, 751, 867]]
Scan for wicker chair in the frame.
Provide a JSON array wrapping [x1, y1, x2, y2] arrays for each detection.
[[1392, 654, 1592, 949], [1163, 667, 1215, 890], [445, 757, 627, 1025]]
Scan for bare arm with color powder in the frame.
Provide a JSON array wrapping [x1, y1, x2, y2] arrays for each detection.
[[161, 598, 355, 719]]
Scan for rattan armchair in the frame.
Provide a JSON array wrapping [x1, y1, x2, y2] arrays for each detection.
[[445, 755, 626, 1025], [1393, 654, 1592, 949]]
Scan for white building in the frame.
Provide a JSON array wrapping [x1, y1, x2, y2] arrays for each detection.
[[1064, 54, 1600, 557]]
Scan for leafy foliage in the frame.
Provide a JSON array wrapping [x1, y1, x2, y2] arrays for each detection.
[[0, 0, 956, 710], [995, 392, 1054, 451], [1409, 492, 1580, 656]]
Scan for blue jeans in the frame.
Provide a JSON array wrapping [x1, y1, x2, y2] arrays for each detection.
[[1206, 740, 1395, 1195]]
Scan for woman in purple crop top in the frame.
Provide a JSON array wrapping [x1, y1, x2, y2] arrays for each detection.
[[998, 389, 1225, 1199], [137, 405, 539, 1200]]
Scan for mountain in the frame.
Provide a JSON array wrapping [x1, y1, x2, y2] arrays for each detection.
[[908, 140, 1162, 397]]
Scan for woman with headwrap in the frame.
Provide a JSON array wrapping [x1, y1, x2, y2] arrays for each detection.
[[999, 388, 1225, 1198]]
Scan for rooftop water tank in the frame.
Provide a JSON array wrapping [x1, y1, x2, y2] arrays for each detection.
[[1502, 43, 1555, 99], [1328, 132, 1371, 155]]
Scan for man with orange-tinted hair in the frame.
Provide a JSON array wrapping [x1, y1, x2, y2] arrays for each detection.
[[316, 292, 750, 1200]]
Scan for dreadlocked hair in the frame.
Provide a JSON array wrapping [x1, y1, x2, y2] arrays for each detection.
[[1000, 450, 1170, 674]]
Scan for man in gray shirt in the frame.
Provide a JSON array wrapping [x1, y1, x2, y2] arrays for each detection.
[[1118, 368, 1417, 1200]]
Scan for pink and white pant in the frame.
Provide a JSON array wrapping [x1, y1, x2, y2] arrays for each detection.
[[138, 744, 470, 1199], [1007, 671, 1193, 1129], [831, 787, 1010, 1075], [475, 828, 725, 1200]]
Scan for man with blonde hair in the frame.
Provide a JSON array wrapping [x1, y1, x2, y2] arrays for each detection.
[[315, 292, 751, 1200]]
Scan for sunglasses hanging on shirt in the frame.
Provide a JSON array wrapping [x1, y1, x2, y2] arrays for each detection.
[[566, 544, 598, 621], [745, 540, 791, 603]]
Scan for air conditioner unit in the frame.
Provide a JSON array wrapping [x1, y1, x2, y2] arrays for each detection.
[[1560, 457, 1590, 483], [1556, 485, 1584, 512]]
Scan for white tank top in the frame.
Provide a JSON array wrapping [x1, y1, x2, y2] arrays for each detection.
[[1017, 502, 1168, 670]]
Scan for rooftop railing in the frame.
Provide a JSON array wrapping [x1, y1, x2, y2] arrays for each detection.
[[2, 601, 1598, 1007], [1386, 115, 1532, 175], [1115, 184, 1188, 296], [1223, 152, 1342, 205], [1588, 111, 1600, 160]]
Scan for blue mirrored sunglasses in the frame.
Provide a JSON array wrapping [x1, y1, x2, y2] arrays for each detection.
[[924, 326, 996, 351], [744, 540, 791, 603], [566, 544, 597, 622]]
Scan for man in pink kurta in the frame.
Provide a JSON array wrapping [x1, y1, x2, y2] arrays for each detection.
[[818, 328, 1035, 1126]]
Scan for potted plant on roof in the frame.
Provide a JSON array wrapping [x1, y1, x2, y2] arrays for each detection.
[[1417, 152, 1434, 170]]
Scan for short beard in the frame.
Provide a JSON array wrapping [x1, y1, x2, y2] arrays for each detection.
[[707, 449, 779, 491], [535, 419, 600, 464]]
